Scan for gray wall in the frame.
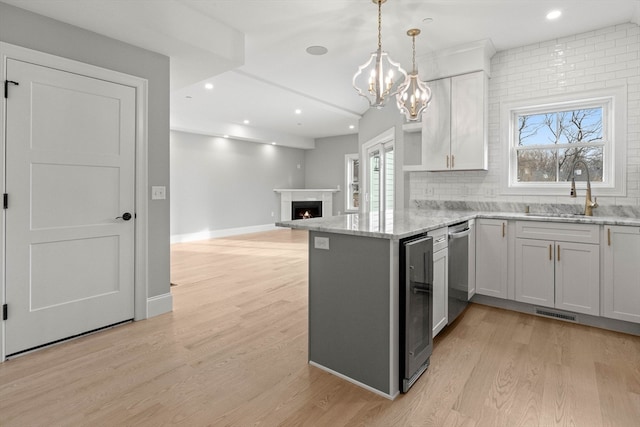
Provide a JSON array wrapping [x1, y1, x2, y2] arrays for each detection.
[[0, 2, 171, 298], [304, 134, 359, 215], [170, 130, 305, 238]]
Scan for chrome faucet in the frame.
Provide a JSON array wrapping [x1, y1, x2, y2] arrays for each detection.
[[569, 160, 598, 216]]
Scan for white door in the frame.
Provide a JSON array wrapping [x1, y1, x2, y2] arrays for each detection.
[[4, 59, 136, 356]]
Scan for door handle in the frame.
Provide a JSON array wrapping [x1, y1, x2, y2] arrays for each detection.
[[549, 244, 552, 261], [557, 244, 560, 262], [116, 212, 132, 221], [451, 154, 455, 169], [446, 155, 449, 168], [413, 285, 431, 294]]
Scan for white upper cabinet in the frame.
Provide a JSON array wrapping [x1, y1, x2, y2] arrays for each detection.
[[404, 71, 488, 172]]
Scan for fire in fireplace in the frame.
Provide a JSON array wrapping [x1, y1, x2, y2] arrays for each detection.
[[291, 201, 322, 220]]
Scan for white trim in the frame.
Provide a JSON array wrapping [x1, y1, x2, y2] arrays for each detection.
[[0, 42, 151, 359], [500, 85, 627, 196], [308, 361, 399, 400], [170, 223, 277, 244], [147, 293, 173, 318]]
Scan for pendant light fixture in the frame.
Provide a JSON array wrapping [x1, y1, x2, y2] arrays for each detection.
[[353, 0, 407, 109], [396, 28, 432, 121]]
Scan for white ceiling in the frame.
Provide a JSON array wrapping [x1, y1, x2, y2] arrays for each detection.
[[4, 0, 640, 149]]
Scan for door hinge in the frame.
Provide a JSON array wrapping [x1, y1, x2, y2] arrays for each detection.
[[4, 80, 19, 99], [3, 193, 7, 209], [2, 304, 7, 321]]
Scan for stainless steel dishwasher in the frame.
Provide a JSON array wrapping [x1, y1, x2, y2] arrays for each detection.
[[448, 221, 472, 323]]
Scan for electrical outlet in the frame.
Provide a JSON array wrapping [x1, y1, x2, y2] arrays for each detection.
[[271, 211, 275, 217], [425, 188, 434, 196], [151, 186, 166, 200], [314, 236, 330, 250]]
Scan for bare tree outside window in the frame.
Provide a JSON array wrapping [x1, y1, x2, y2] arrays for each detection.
[[516, 108, 604, 183]]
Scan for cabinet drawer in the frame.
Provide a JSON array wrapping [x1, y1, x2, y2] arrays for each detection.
[[515, 221, 600, 244], [428, 227, 448, 252]]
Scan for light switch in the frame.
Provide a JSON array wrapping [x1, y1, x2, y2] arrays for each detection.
[[314, 236, 330, 250], [151, 186, 166, 200]]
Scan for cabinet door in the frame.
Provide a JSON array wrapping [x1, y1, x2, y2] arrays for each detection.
[[555, 242, 600, 316], [515, 238, 555, 308], [450, 72, 487, 171], [475, 219, 508, 298], [432, 247, 448, 337], [422, 78, 451, 171], [603, 226, 640, 323]]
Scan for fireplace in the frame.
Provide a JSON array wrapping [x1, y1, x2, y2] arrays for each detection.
[[291, 201, 322, 220]]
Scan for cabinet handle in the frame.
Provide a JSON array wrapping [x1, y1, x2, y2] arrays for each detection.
[[446, 155, 449, 168], [451, 154, 455, 169], [502, 222, 505, 238], [608, 228, 611, 246], [557, 244, 560, 262], [549, 244, 552, 261]]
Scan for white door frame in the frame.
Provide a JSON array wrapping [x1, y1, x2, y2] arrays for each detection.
[[360, 127, 395, 216], [0, 42, 150, 361]]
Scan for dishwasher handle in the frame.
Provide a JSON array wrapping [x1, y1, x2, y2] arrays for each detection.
[[449, 227, 471, 239]]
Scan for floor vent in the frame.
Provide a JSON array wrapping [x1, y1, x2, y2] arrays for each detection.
[[535, 308, 577, 322]]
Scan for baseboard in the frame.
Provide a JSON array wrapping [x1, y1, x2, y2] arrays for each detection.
[[147, 292, 173, 318], [308, 360, 398, 400], [170, 223, 278, 244]]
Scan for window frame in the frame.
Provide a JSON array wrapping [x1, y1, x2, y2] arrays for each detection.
[[500, 86, 627, 197]]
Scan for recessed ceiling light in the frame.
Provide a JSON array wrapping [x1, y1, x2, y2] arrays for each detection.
[[422, 17, 434, 24], [349, 125, 355, 130], [295, 109, 302, 115], [546, 10, 562, 20], [306, 45, 328, 56], [185, 95, 192, 99], [243, 119, 250, 125], [271, 142, 277, 145], [223, 135, 229, 138], [204, 83, 214, 90]]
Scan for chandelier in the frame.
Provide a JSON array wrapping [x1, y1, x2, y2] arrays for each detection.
[[353, 0, 407, 109], [397, 28, 432, 121]]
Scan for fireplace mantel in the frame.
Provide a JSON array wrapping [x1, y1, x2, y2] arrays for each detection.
[[274, 189, 339, 221]]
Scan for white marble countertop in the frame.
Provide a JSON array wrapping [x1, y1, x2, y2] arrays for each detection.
[[276, 208, 640, 240]]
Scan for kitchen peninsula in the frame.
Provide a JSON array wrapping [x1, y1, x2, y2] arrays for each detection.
[[277, 207, 640, 398]]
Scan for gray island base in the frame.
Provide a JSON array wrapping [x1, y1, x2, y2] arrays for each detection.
[[308, 230, 399, 398]]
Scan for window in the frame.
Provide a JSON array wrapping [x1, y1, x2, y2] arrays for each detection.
[[345, 154, 359, 212], [502, 86, 627, 196], [516, 107, 604, 183]]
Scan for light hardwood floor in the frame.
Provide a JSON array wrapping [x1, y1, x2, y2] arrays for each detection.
[[1, 229, 639, 426]]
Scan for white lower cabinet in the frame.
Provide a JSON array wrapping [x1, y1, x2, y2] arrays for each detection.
[[603, 226, 640, 323], [514, 221, 600, 316], [429, 228, 448, 337], [475, 219, 508, 298]]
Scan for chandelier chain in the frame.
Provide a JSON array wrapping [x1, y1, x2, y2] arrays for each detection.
[[377, 0, 382, 50], [412, 34, 416, 72]]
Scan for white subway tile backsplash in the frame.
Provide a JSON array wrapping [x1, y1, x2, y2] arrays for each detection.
[[410, 23, 640, 209]]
